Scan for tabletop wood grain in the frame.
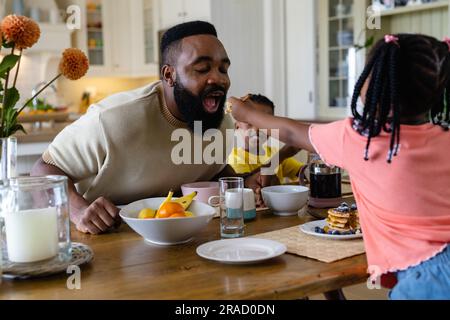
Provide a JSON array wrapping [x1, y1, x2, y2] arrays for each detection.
[[0, 210, 368, 300]]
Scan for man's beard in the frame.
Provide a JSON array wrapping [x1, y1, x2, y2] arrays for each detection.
[[173, 81, 226, 133]]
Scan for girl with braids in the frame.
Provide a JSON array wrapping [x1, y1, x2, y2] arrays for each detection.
[[228, 34, 450, 300]]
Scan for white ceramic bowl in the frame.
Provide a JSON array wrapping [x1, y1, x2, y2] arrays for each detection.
[[261, 185, 309, 216], [120, 198, 216, 246]]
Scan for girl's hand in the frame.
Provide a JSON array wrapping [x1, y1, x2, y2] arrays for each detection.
[[227, 96, 254, 122]]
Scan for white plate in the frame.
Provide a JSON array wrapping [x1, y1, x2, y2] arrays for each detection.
[[196, 238, 287, 264], [300, 220, 363, 240]]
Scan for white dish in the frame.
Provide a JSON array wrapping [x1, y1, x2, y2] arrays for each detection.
[[120, 198, 215, 246], [261, 185, 309, 216], [300, 220, 363, 240], [196, 238, 287, 264]]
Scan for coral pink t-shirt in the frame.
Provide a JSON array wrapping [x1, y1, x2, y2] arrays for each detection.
[[309, 118, 450, 275]]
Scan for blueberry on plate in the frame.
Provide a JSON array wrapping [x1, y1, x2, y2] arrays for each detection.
[[314, 227, 321, 233]]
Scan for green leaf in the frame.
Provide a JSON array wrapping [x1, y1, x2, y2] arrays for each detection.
[[4, 123, 25, 137], [3, 87, 20, 110], [13, 124, 26, 135], [2, 40, 15, 49], [5, 107, 18, 125], [364, 36, 375, 49], [0, 54, 20, 77]]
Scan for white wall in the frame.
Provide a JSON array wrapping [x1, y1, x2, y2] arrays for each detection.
[[211, 0, 266, 99]]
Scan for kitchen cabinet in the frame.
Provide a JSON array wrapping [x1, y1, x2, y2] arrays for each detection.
[[369, 0, 450, 49], [280, 0, 365, 120], [158, 0, 211, 29], [64, 0, 159, 77], [316, 0, 450, 120], [317, 0, 367, 119]]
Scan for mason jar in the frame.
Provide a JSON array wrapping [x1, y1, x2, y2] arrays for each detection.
[[1, 176, 71, 264]]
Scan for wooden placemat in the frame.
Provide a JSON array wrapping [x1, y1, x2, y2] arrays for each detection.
[[252, 226, 365, 263]]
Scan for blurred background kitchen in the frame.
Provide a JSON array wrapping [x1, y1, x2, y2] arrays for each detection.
[[0, 0, 448, 184]]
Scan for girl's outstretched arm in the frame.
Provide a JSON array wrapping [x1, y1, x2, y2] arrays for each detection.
[[228, 97, 315, 153]]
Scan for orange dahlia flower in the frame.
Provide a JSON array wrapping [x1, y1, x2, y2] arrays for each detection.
[[1, 15, 40, 50], [59, 48, 89, 80]]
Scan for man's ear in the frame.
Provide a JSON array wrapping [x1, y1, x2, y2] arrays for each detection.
[[161, 65, 177, 87]]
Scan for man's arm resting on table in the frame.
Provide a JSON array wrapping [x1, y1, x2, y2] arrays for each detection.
[[31, 157, 120, 235]]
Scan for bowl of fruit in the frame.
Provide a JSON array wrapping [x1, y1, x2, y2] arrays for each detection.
[[119, 191, 216, 246]]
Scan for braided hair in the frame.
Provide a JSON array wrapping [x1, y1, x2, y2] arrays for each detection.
[[350, 34, 450, 163]]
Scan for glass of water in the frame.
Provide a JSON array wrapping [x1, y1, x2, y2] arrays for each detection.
[[209, 177, 245, 239]]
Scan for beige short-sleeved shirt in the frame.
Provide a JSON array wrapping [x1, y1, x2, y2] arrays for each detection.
[[43, 81, 234, 205]]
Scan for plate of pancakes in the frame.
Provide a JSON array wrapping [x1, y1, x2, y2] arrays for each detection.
[[300, 203, 363, 240]]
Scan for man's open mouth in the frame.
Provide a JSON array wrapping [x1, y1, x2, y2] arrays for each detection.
[[202, 91, 225, 114]]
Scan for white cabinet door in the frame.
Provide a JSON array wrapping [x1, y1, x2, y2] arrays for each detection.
[[159, 0, 185, 29], [285, 0, 316, 119], [317, 0, 366, 119], [184, 0, 211, 22], [129, 0, 159, 76], [109, 0, 132, 75], [142, 0, 158, 66], [85, 0, 113, 75]]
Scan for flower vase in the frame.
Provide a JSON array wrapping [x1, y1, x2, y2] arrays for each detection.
[[0, 137, 17, 183]]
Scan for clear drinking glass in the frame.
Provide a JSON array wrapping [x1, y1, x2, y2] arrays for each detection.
[[1, 176, 71, 265], [214, 177, 245, 239]]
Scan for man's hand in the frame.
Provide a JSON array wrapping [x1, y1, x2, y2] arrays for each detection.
[[260, 174, 281, 189], [258, 174, 281, 207], [244, 172, 281, 208], [244, 171, 264, 208], [75, 197, 121, 235]]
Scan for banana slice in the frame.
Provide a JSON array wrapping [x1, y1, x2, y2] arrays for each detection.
[[173, 191, 197, 210]]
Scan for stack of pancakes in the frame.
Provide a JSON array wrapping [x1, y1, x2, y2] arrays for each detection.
[[326, 203, 359, 232]]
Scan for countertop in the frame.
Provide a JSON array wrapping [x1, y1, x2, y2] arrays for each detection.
[[14, 122, 74, 144], [12, 115, 340, 144]]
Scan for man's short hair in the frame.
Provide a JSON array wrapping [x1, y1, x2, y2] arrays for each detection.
[[161, 21, 218, 66]]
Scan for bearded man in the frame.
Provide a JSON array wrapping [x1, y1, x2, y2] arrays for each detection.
[[31, 21, 258, 234]]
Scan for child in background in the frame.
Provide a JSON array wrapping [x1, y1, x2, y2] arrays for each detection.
[[228, 94, 304, 185], [229, 34, 450, 300]]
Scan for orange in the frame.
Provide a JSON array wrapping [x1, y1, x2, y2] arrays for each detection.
[[157, 202, 185, 219], [169, 213, 187, 218]]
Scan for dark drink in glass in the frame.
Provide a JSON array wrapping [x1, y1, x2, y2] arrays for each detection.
[[310, 172, 341, 199]]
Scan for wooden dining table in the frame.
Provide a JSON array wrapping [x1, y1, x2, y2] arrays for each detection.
[[0, 208, 368, 300]]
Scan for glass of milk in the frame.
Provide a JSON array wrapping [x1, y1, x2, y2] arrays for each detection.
[[1, 176, 71, 264]]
